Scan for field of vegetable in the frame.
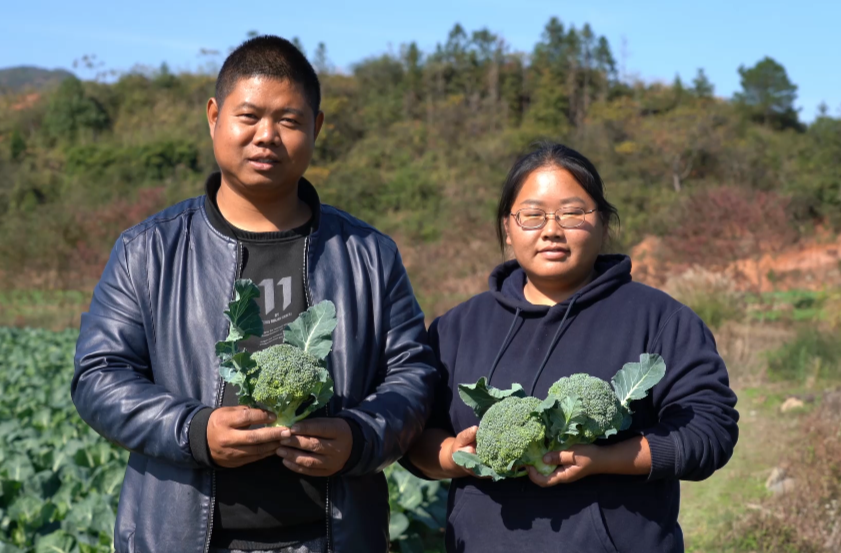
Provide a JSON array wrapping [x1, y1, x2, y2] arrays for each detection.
[[0, 327, 446, 553], [0, 328, 125, 553]]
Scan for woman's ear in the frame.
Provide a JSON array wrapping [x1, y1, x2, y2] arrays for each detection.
[[504, 218, 512, 246]]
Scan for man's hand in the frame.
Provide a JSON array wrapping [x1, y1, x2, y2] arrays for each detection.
[[275, 417, 353, 477], [207, 407, 287, 468]]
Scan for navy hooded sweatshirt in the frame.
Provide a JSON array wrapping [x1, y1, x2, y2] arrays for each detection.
[[424, 255, 739, 553]]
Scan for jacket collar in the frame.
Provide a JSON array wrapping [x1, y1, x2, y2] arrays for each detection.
[[202, 172, 322, 240]]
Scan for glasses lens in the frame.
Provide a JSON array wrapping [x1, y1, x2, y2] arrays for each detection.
[[559, 208, 585, 228], [517, 209, 546, 229]]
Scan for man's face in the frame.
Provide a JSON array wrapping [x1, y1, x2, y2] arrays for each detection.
[[207, 76, 324, 195]]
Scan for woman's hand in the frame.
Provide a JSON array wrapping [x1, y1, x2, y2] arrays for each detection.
[[526, 445, 603, 487], [527, 436, 652, 487], [441, 426, 482, 479]]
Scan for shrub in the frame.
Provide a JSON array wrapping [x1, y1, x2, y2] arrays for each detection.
[[663, 266, 742, 329], [766, 328, 841, 383]]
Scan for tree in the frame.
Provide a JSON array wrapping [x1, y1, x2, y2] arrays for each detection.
[[10, 129, 26, 161], [734, 56, 799, 129], [692, 68, 714, 98], [313, 42, 332, 74], [291, 37, 306, 56], [664, 186, 798, 293], [43, 76, 110, 141]]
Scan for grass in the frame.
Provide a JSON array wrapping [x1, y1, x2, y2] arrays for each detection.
[[746, 289, 835, 324], [766, 328, 841, 382], [680, 385, 812, 552], [0, 289, 90, 330]]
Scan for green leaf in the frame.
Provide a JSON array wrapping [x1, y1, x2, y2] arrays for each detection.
[[612, 354, 667, 409], [223, 280, 263, 343], [451, 451, 505, 481], [457, 377, 525, 420], [283, 301, 337, 360], [541, 395, 588, 448], [34, 530, 76, 553], [388, 512, 410, 539], [399, 536, 426, 553]]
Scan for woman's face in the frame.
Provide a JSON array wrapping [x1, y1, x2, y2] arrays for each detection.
[[505, 166, 606, 293]]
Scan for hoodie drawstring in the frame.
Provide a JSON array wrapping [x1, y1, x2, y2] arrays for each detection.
[[486, 308, 522, 385], [528, 293, 580, 395]]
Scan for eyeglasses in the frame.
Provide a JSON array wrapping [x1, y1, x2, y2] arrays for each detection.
[[510, 207, 598, 230]]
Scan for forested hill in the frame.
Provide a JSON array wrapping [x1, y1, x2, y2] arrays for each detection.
[[1, 19, 839, 316], [0, 66, 74, 92]]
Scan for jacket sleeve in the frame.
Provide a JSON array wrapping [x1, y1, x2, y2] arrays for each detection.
[[72, 235, 206, 468], [642, 306, 740, 482], [336, 248, 438, 477]]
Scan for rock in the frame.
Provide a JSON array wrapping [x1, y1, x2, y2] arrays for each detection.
[[824, 390, 841, 419], [780, 397, 805, 413], [765, 467, 797, 495]]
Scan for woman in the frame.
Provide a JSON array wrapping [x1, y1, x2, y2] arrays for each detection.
[[407, 142, 739, 553]]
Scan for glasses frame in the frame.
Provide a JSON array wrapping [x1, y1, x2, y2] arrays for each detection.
[[510, 207, 598, 230]]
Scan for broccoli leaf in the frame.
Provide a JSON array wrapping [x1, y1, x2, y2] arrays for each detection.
[[215, 340, 237, 361], [223, 280, 263, 343], [540, 395, 587, 448], [219, 352, 258, 405], [457, 377, 526, 419], [612, 353, 666, 409], [451, 451, 506, 481], [311, 366, 335, 409], [284, 300, 337, 360]]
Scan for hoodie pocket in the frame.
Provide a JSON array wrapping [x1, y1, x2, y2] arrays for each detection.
[[447, 487, 618, 553]]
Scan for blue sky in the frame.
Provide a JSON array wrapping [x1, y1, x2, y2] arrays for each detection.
[[2, 0, 839, 121]]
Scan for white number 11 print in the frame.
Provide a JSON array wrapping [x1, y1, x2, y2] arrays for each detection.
[[258, 277, 292, 315]]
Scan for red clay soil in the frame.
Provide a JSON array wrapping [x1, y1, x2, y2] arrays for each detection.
[[11, 93, 40, 111], [631, 234, 841, 292]]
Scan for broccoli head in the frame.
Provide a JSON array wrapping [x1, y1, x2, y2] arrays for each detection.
[[475, 396, 556, 477], [547, 373, 627, 446], [251, 344, 333, 427]]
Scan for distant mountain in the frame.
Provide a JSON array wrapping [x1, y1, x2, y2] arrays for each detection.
[[0, 66, 75, 93]]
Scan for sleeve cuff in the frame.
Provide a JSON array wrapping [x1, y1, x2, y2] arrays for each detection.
[[188, 407, 215, 469], [642, 427, 678, 480], [337, 415, 364, 476]]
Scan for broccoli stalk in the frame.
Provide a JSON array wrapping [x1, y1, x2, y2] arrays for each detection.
[[520, 441, 557, 476]]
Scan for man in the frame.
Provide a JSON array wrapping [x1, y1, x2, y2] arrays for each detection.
[[72, 35, 436, 553]]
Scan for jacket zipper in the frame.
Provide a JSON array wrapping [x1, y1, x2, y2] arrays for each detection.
[[302, 236, 333, 553], [203, 241, 244, 553]]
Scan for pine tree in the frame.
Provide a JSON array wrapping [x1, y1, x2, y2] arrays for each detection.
[[734, 56, 799, 129], [692, 68, 714, 99]]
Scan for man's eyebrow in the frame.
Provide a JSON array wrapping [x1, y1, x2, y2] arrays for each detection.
[[233, 102, 305, 118], [278, 106, 305, 117], [234, 101, 261, 111]]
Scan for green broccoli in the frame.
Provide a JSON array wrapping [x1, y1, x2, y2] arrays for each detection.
[[251, 344, 333, 428], [216, 280, 338, 428], [475, 396, 556, 477], [547, 373, 629, 447]]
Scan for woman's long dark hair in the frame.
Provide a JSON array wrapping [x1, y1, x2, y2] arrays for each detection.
[[495, 141, 620, 254]]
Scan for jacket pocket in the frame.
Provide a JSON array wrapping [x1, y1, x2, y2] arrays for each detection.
[[447, 486, 619, 553]]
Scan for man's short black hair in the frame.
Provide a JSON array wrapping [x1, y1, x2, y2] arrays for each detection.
[[215, 35, 321, 115]]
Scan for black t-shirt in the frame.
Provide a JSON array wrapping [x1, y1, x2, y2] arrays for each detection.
[[204, 188, 326, 550]]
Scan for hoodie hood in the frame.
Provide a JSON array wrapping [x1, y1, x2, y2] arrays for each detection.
[[489, 254, 633, 313]]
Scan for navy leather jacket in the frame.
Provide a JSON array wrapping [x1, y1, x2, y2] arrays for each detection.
[[72, 176, 437, 553]]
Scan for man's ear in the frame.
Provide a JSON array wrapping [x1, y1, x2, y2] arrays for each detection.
[[313, 111, 325, 141], [207, 98, 219, 139]]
